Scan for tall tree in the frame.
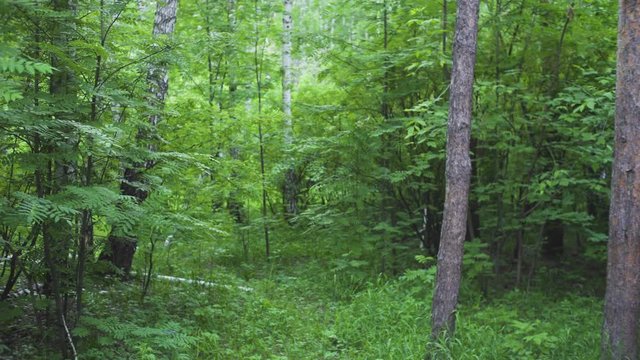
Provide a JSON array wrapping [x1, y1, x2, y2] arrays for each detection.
[[252, 0, 271, 257], [282, 0, 297, 217], [601, 1, 640, 359], [430, 0, 480, 340], [103, 0, 179, 274], [225, 0, 244, 223], [40, 1, 77, 356]]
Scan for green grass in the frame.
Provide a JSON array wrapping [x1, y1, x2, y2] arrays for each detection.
[[2, 240, 603, 359], [70, 265, 601, 359]]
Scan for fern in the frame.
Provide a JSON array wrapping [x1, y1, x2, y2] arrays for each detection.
[[0, 55, 53, 105], [10, 187, 140, 232], [0, 82, 23, 103], [13, 192, 77, 225], [55, 186, 127, 212], [75, 316, 196, 358], [0, 56, 53, 75]]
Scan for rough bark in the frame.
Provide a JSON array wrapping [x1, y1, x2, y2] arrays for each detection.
[[430, 0, 480, 340], [103, 0, 178, 275], [601, 2, 640, 359], [282, 0, 297, 217]]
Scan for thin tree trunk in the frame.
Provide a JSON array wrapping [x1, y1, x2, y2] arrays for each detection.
[[442, 0, 447, 53], [442, 0, 449, 78], [516, 220, 524, 287], [601, 2, 640, 358], [227, 0, 238, 100], [493, 0, 501, 103], [254, 0, 270, 258], [551, 4, 573, 96], [76, 0, 110, 317], [381, 0, 390, 119], [259, 121, 269, 258], [282, 0, 297, 218], [225, 0, 244, 223], [104, 0, 178, 275], [430, 0, 480, 341], [205, 0, 222, 107]]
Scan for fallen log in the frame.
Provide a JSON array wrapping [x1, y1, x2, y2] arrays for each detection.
[[132, 272, 253, 292]]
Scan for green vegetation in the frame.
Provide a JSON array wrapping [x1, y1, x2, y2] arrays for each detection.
[[0, 0, 624, 358], [2, 241, 604, 359]]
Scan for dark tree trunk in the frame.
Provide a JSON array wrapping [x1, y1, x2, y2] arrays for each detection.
[[542, 219, 563, 258], [42, 0, 77, 356], [253, 0, 270, 257], [601, 2, 640, 359], [430, 0, 480, 340], [103, 0, 178, 275]]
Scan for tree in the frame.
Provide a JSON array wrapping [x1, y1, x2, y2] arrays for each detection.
[[601, 2, 640, 359], [282, 0, 297, 217], [103, 0, 179, 275], [251, 0, 272, 257], [430, 0, 480, 340], [40, 1, 77, 356]]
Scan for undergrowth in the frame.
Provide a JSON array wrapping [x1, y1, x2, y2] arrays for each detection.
[[2, 257, 602, 359], [1, 230, 603, 359]]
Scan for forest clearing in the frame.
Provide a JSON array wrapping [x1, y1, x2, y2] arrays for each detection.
[[0, 0, 638, 359]]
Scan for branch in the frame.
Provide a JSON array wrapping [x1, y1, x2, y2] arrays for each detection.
[[61, 314, 78, 360], [97, 47, 171, 90]]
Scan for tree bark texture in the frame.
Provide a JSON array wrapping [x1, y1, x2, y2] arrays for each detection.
[[147, 0, 178, 130], [430, 0, 480, 340], [282, 0, 297, 217], [602, 2, 640, 359], [104, 0, 178, 275]]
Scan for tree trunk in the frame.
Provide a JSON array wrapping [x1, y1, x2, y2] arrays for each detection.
[[253, 0, 270, 258], [282, 0, 297, 218], [430, 0, 480, 340], [103, 0, 178, 275], [226, 0, 244, 223], [227, 0, 238, 100], [43, 0, 76, 356], [542, 219, 563, 258], [601, 2, 640, 359]]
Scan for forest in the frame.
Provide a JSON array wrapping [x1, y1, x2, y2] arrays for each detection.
[[1, 0, 639, 359]]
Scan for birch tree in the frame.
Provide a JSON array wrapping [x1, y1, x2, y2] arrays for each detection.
[[103, 0, 179, 275]]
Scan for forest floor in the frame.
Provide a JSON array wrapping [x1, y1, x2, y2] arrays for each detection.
[[2, 244, 604, 359]]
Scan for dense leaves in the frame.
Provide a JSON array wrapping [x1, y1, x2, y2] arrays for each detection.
[[0, 0, 618, 358]]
